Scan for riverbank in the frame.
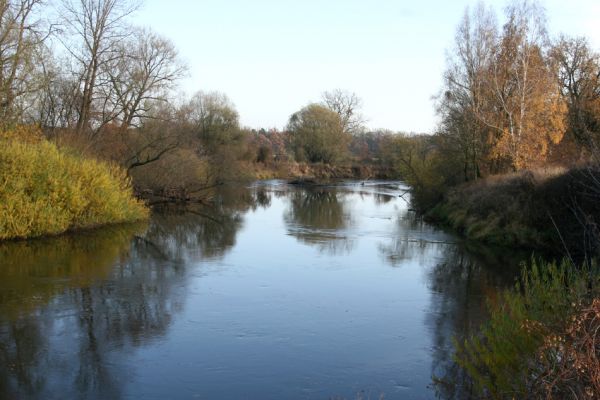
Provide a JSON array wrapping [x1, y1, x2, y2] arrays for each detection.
[[423, 167, 600, 398], [250, 161, 395, 182], [422, 166, 600, 258], [0, 128, 148, 241]]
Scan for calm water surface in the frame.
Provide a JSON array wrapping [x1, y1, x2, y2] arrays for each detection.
[[0, 181, 524, 400]]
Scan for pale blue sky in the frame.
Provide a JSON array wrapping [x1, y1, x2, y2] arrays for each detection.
[[136, 0, 600, 133]]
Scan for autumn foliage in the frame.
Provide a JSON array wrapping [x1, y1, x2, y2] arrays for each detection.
[[434, 1, 598, 182], [0, 126, 148, 240]]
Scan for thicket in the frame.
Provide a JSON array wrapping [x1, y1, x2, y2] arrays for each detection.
[[0, 127, 148, 240]]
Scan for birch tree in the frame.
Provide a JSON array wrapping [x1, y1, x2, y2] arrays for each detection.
[[487, 0, 566, 170]]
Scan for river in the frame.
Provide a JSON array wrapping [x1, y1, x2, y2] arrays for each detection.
[[0, 181, 525, 399]]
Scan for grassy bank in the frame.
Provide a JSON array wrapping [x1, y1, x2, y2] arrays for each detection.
[[424, 167, 600, 255], [0, 127, 148, 240]]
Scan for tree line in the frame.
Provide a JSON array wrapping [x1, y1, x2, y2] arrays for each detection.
[[6, 0, 598, 201], [2, 0, 406, 199], [379, 0, 600, 209], [438, 1, 599, 177]]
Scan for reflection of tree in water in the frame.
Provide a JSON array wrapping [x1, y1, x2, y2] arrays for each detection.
[[146, 208, 243, 261], [146, 184, 270, 261], [284, 188, 355, 254], [253, 186, 272, 208], [0, 224, 146, 399], [425, 244, 525, 400], [0, 224, 146, 318], [0, 184, 262, 399]]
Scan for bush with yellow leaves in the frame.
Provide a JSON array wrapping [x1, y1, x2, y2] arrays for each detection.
[[0, 126, 148, 240]]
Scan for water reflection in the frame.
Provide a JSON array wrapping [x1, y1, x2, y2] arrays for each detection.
[[0, 182, 530, 400], [0, 224, 146, 399], [426, 244, 525, 399], [284, 188, 355, 254], [0, 187, 259, 400], [377, 212, 452, 267], [0, 224, 146, 318]]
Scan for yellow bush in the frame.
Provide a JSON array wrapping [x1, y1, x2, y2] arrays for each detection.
[[0, 127, 148, 240]]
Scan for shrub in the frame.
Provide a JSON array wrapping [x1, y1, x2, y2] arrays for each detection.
[[454, 259, 600, 399], [0, 127, 148, 240], [533, 298, 600, 399]]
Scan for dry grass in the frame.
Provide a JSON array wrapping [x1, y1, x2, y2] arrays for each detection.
[[427, 165, 600, 251]]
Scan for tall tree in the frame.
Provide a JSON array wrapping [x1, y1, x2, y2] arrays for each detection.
[[437, 2, 498, 178], [487, 0, 566, 170], [438, 0, 567, 173], [105, 27, 186, 132], [60, 0, 139, 135]]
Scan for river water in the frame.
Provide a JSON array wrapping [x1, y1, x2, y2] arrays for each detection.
[[0, 181, 525, 400]]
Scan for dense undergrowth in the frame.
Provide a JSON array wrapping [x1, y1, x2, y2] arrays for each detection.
[[0, 127, 148, 240]]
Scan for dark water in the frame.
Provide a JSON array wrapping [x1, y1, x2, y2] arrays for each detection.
[[0, 181, 525, 400]]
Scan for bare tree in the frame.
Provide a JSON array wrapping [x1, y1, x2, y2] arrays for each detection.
[[59, 0, 140, 136], [30, 51, 82, 131], [321, 89, 365, 135], [104, 27, 186, 132], [437, 2, 498, 178], [0, 0, 47, 124], [116, 101, 182, 171]]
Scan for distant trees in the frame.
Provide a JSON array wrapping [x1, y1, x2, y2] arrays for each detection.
[[187, 91, 240, 151], [321, 89, 365, 135], [287, 103, 349, 164]]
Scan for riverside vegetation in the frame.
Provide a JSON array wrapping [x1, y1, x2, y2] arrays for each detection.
[[0, 127, 147, 240], [1, 0, 600, 397], [390, 2, 600, 398]]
